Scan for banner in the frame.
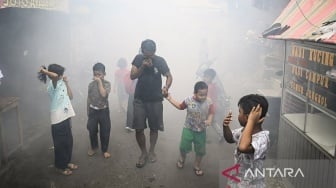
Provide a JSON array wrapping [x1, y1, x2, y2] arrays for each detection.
[[0, 0, 68, 12]]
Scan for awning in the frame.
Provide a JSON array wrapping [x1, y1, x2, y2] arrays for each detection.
[[0, 0, 68, 12], [263, 0, 336, 44]]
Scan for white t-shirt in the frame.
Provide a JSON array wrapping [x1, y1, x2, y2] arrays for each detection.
[[228, 127, 270, 188], [47, 80, 75, 124], [181, 96, 213, 132]]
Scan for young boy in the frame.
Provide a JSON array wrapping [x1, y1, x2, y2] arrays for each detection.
[[166, 81, 214, 176], [87, 62, 112, 158], [222, 94, 270, 187], [39, 64, 77, 176]]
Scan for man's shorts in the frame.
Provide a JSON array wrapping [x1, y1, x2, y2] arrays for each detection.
[[179, 128, 206, 156], [132, 99, 164, 131]]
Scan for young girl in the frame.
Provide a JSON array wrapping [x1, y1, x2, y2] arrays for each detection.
[[165, 81, 214, 176], [38, 64, 77, 176]]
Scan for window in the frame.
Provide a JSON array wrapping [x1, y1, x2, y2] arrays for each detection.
[[281, 42, 336, 157]]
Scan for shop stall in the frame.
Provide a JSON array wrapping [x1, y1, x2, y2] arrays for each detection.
[[264, 0, 336, 187]]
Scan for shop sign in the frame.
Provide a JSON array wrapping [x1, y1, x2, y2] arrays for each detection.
[[285, 42, 336, 113]]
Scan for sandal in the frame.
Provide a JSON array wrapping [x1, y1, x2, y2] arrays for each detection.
[[193, 167, 204, 176], [103, 152, 111, 159], [88, 148, 97, 156], [67, 163, 78, 170], [148, 152, 157, 163], [136, 155, 148, 168], [57, 168, 72, 176], [176, 159, 184, 169]]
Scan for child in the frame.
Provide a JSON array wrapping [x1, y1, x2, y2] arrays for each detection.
[[87, 62, 112, 158], [38, 64, 77, 176], [166, 81, 214, 176], [222, 94, 270, 187], [113, 58, 129, 113], [123, 70, 136, 132], [203, 68, 225, 142]]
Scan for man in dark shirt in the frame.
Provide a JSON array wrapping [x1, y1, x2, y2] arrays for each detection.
[[130, 39, 173, 168]]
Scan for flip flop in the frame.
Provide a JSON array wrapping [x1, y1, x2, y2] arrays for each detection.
[[193, 167, 204, 176], [88, 149, 97, 156], [67, 163, 78, 170], [176, 159, 184, 169], [136, 155, 148, 168], [57, 168, 72, 176]]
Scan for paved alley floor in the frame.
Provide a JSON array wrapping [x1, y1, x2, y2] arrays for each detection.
[[0, 102, 237, 188]]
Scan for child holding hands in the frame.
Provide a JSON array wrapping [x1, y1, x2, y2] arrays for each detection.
[[166, 81, 214, 176]]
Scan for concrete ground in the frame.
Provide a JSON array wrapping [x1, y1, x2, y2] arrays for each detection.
[[0, 64, 288, 188], [0, 98, 237, 188]]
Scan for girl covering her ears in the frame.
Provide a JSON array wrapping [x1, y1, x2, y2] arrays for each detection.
[[38, 64, 77, 176]]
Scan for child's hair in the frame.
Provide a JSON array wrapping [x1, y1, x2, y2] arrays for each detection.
[[203, 68, 216, 80], [38, 64, 64, 84], [93, 62, 105, 73], [238, 94, 269, 118], [141, 39, 156, 54], [48, 64, 65, 76], [38, 65, 47, 83], [194, 81, 208, 94], [117, 58, 127, 68]]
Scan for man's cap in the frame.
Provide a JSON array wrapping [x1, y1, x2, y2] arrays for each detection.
[[141, 39, 156, 53]]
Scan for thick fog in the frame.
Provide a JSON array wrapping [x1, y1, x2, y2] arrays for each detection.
[[64, 0, 286, 118], [0, 0, 287, 169], [66, 0, 286, 105]]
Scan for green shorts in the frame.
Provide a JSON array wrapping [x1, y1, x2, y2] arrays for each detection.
[[179, 128, 206, 156]]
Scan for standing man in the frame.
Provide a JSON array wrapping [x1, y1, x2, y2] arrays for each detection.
[[130, 39, 173, 168]]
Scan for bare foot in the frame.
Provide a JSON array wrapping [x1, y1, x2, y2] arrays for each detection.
[[103, 152, 111, 158], [88, 148, 97, 156], [148, 152, 157, 163], [67, 163, 78, 170]]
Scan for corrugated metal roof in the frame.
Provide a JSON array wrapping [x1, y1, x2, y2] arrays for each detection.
[[264, 0, 336, 44]]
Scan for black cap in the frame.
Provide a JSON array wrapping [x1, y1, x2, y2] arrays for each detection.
[[141, 39, 156, 54]]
